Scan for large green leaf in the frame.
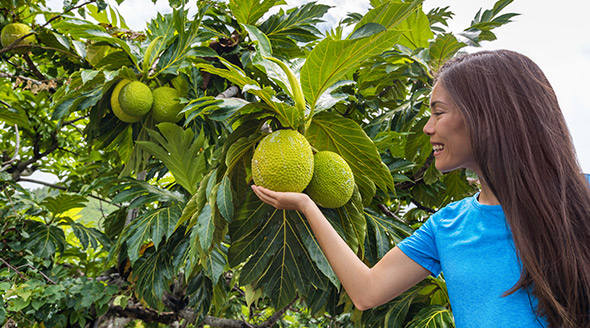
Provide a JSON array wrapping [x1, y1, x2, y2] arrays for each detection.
[[428, 33, 466, 71], [228, 192, 330, 309], [300, 29, 401, 110], [157, 7, 217, 75], [216, 176, 234, 222], [364, 209, 413, 264], [0, 107, 30, 129], [393, 7, 433, 50], [259, 2, 329, 48], [230, 0, 276, 26], [68, 220, 111, 250], [406, 304, 454, 328], [24, 221, 66, 258], [52, 19, 137, 68], [136, 123, 208, 195], [40, 194, 88, 217], [131, 246, 174, 309], [382, 284, 423, 328], [124, 205, 182, 263], [300, 0, 422, 109], [305, 112, 395, 193], [186, 270, 213, 323]]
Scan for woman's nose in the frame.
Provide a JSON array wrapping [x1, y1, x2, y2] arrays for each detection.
[[423, 116, 435, 136]]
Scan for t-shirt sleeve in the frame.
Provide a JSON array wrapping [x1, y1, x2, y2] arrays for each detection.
[[397, 214, 442, 277]]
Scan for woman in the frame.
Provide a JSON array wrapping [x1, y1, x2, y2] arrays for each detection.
[[252, 50, 590, 328]]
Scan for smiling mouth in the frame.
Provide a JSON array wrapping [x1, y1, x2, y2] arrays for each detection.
[[432, 144, 444, 154]]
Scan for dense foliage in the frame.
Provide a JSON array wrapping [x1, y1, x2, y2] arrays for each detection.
[[0, 0, 516, 326]]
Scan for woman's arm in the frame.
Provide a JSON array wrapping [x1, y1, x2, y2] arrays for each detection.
[[251, 185, 431, 310]]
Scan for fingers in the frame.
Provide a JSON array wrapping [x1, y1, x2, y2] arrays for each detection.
[[251, 185, 277, 206]]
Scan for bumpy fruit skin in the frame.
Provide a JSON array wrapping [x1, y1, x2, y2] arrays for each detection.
[[305, 151, 355, 208], [151, 87, 184, 123], [251, 129, 314, 193], [118, 81, 153, 117], [111, 80, 142, 123], [1, 23, 35, 53]]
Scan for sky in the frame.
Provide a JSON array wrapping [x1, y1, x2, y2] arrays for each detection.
[[27, 0, 590, 188]]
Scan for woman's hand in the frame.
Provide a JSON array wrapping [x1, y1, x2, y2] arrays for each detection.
[[251, 185, 313, 212]]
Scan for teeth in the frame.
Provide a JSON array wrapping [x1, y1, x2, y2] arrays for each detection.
[[432, 145, 444, 151]]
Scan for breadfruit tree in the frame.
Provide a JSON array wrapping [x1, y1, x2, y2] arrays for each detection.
[[0, 0, 516, 327]]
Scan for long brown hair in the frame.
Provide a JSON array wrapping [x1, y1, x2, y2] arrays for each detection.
[[434, 50, 590, 328]]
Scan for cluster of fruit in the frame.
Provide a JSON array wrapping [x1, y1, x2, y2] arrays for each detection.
[[252, 129, 355, 208], [110, 80, 184, 124]]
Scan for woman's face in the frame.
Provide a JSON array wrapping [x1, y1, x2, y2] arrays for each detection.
[[423, 82, 479, 174]]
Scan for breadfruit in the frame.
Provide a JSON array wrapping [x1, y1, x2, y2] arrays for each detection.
[[1, 23, 35, 53], [118, 81, 153, 117], [251, 129, 314, 193], [151, 87, 184, 123], [305, 151, 355, 208], [111, 80, 142, 123]]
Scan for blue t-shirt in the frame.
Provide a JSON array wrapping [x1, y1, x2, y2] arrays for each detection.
[[397, 194, 547, 327]]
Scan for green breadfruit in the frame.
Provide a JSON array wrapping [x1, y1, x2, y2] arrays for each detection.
[[305, 151, 355, 208], [111, 80, 142, 123], [1, 23, 35, 53], [151, 87, 184, 123], [251, 129, 314, 193], [118, 81, 153, 117]]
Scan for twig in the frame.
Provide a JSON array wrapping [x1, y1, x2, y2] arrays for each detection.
[[0, 71, 43, 85], [377, 204, 407, 224], [25, 264, 57, 284], [397, 152, 435, 190], [41, 0, 96, 28], [256, 296, 299, 328], [410, 197, 436, 214], [0, 257, 28, 280], [63, 114, 90, 126]]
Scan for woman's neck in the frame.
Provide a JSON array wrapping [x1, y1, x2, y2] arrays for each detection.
[[478, 178, 500, 205]]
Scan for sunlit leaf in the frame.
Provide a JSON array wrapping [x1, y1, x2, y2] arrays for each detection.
[[230, 0, 276, 26], [41, 194, 88, 216], [136, 123, 208, 194], [428, 33, 466, 70]]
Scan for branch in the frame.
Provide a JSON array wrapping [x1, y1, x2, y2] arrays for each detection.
[[23, 53, 47, 81], [216, 85, 240, 98], [256, 297, 299, 328], [24, 263, 57, 284], [63, 114, 90, 126], [397, 152, 435, 190], [0, 257, 28, 280], [377, 204, 407, 224], [410, 197, 436, 214], [0, 71, 43, 85]]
